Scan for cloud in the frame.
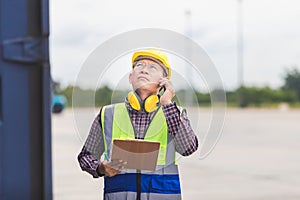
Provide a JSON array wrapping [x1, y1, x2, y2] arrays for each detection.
[[50, 0, 300, 90]]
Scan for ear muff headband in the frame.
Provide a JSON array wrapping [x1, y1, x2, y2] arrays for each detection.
[[128, 92, 160, 112]]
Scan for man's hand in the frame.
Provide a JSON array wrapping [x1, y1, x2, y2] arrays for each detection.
[[98, 160, 127, 177], [159, 78, 175, 105]]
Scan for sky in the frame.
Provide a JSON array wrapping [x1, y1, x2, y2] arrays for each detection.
[[50, 0, 300, 91]]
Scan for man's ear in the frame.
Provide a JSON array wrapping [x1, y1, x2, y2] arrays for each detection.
[[129, 72, 132, 84]]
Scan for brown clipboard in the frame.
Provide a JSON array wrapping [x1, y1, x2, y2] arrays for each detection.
[[111, 139, 160, 171]]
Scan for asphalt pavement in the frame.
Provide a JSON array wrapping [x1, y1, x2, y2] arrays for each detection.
[[52, 107, 300, 200]]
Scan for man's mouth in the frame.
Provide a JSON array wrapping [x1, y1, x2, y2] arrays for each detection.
[[137, 75, 149, 81]]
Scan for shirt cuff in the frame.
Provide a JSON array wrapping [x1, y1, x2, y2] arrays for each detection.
[[90, 160, 101, 178], [96, 162, 105, 177]]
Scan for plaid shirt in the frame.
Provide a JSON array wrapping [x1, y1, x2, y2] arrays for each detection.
[[78, 101, 198, 178]]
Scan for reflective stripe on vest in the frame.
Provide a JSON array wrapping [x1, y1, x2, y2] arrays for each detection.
[[104, 192, 181, 200]]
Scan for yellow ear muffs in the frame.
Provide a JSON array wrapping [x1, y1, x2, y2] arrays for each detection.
[[128, 92, 160, 112], [144, 95, 159, 113], [128, 92, 141, 111]]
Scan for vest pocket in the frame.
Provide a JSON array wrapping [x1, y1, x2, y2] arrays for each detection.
[[104, 175, 125, 193], [104, 173, 140, 193], [150, 175, 181, 194]]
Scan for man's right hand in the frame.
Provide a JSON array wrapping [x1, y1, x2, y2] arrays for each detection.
[[98, 160, 127, 177]]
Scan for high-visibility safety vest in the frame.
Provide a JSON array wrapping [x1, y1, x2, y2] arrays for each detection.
[[100, 103, 182, 200]]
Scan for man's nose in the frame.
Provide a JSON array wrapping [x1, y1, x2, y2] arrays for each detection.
[[140, 67, 149, 74]]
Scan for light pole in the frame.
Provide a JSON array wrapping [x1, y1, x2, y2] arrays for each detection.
[[185, 9, 193, 106], [237, 0, 245, 107]]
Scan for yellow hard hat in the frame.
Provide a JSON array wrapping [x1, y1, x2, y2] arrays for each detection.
[[132, 49, 172, 79]]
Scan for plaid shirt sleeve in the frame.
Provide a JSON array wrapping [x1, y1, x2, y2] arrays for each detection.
[[162, 102, 199, 156], [77, 114, 104, 178]]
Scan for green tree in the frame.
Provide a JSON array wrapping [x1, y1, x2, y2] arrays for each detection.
[[52, 80, 61, 94], [59, 85, 73, 103], [95, 85, 113, 106], [234, 86, 298, 107], [282, 67, 300, 100]]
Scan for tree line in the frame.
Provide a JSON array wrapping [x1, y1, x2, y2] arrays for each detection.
[[54, 67, 300, 108]]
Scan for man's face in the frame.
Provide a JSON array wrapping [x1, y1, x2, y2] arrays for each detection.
[[129, 59, 165, 93]]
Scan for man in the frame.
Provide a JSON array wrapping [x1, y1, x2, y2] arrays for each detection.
[[78, 49, 198, 200]]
